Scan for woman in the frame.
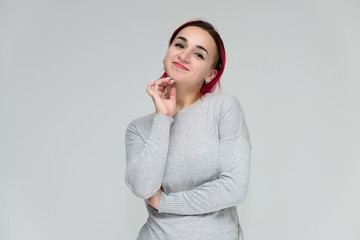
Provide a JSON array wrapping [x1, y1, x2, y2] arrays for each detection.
[[125, 20, 251, 240]]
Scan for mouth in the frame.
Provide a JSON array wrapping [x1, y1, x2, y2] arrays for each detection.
[[173, 62, 189, 71]]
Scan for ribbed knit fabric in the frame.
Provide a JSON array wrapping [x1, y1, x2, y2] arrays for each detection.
[[125, 92, 251, 240]]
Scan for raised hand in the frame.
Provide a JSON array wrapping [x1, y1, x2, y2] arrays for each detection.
[[146, 77, 177, 117]]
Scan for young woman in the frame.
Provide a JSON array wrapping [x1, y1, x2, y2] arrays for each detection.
[[125, 20, 251, 240]]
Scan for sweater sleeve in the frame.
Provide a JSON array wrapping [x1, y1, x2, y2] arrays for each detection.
[[158, 96, 251, 215], [125, 113, 174, 199]]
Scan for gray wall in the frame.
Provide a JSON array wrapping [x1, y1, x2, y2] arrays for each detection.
[[1, 0, 359, 239]]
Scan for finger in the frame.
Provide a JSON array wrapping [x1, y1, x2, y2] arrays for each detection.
[[153, 77, 174, 92], [155, 77, 175, 87], [147, 81, 166, 103], [159, 79, 175, 95], [146, 80, 156, 96], [147, 78, 175, 99], [153, 78, 166, 92], [147, 80, 165, 94]]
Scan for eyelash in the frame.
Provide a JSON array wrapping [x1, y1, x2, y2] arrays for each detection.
[[174, 43, 205, 60], [195, 53, 204, 60], [175, 43, 184, 49]]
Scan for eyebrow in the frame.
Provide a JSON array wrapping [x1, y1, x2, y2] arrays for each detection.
[[176, 36, 209, 55]]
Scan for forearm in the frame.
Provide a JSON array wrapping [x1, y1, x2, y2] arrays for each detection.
[[158, 134, 251, 215]]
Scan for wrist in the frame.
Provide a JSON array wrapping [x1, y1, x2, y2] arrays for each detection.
[[156, 111, 174, 118]]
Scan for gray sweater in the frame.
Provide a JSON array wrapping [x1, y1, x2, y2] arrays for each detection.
[[125, 92, 251, 240]]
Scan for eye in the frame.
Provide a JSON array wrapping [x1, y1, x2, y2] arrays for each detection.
[[195, 53, 204, 60], [175, 43, 184, 49]]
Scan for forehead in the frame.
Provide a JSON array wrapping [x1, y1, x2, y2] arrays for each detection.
[[175, 26, 216, 52]]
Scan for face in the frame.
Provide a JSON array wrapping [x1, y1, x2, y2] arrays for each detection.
[[163, 26, 218, 86]]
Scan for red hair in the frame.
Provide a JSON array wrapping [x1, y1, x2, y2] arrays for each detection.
[[161, 20, 226, 98]]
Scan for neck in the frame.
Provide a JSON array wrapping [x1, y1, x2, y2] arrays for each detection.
[[174, 84, 202, 112]]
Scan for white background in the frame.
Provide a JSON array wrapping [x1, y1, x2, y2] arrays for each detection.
[[1, 0, 359, 239]]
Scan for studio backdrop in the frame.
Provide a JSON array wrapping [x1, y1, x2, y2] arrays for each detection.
[[0, 0, 359, 239]]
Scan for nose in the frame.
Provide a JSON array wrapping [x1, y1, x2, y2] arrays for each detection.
[[178, 49, 191, 63]]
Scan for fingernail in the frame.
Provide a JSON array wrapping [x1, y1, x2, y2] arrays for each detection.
[[165, 77, 171, 80], [170, 79, 175, 82]]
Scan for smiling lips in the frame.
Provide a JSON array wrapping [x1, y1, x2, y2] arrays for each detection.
[[173, 62, 189, 71]]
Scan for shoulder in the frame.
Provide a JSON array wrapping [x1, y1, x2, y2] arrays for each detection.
[[205, 92, 244, 115], [125, 112, 157, 144], [126, 112, 156, 133], [208, 92, 250, 142], [205, 91, 241, 104], [130, 112, 156, 125]]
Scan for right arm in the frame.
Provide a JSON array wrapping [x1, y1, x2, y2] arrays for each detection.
[[125, 113, 173, 199], [125, 77, 176, 199]]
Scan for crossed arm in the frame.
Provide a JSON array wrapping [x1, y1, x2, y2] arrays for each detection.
[[154, 133, 251, 215], [125, 96, 251, 215]]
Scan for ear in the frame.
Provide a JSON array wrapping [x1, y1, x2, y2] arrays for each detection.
[[205, 69, 218, 84]]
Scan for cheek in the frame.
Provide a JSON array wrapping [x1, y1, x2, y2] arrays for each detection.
[[163, 55, 171, 74], [163, 50, 173, 64], [197, 63, 212, 77]]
